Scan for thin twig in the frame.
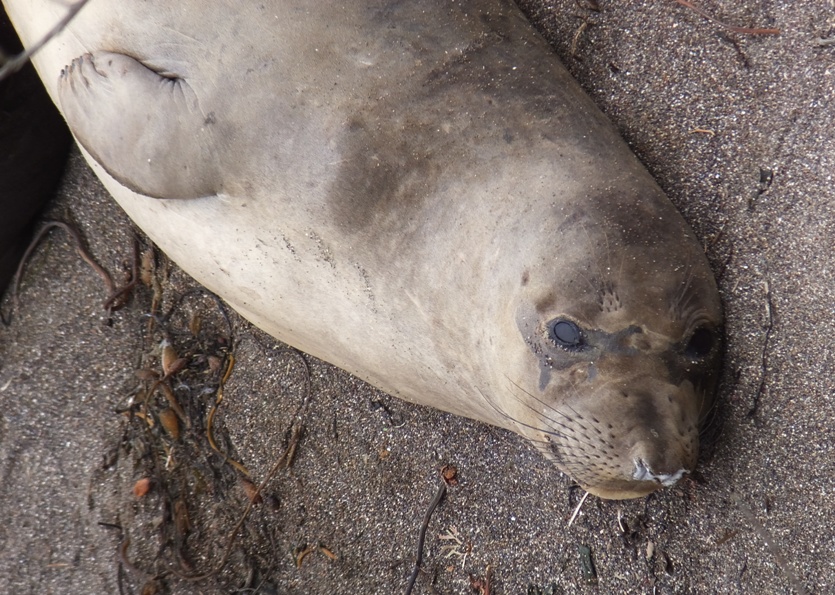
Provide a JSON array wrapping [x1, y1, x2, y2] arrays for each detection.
[[103, 238, 140, 310], [2, 220, 116, 324], [567, 490, 590, 528], [673, 0, 780, 35], [0, 0, 92, 82], [749, 279, 774, 417], [206, 354, 250, 475], [404, 477, 447, 595], [119, 537, 156, 582], [735, 497, 809, 594]]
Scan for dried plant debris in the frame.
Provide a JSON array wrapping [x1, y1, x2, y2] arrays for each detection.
[[469, 566, 493, 595], [94, 243, 315, 593], [293, 543, 337, 568], [439, 526, 472, 568], [133, 477, 152, 499], [441, 463, 459, 485]]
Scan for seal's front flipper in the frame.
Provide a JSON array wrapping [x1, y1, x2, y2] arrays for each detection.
[[58, 52, 219, 199]]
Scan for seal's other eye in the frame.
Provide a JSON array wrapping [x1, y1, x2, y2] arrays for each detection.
[[548, 319, 584, 351], [684, 326, 714, 359]]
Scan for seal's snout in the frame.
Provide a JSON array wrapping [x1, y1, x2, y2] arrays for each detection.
[[626, 399, 699, 487], [535, 375, 705, 500]]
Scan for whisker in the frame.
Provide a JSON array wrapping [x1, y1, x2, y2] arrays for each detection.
[[504, 377, 573, 423], [477, 387, 571, 442], [503, 380, 608, 453]]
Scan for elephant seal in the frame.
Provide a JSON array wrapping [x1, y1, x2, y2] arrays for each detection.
[[0, 7, 70, 296], [4, 0, 722, 499]]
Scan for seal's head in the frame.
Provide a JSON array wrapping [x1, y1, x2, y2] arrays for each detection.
[[498, 188, 722, 500]]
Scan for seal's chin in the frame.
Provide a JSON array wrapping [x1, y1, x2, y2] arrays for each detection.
[[581, 462, 690, 500], [583, 481, 665, 500]]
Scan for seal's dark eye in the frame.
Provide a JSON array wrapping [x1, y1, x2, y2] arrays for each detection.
[[548, 319, 584, 351], [684, 327, 714, 359]]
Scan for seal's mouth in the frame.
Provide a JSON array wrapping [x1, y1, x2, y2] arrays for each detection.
[[632, 458, 687, 487]]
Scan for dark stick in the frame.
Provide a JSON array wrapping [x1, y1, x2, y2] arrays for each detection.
[[403, 478, 447, 595]]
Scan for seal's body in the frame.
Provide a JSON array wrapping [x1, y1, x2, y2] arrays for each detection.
[[3, 0, 722, 498]]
